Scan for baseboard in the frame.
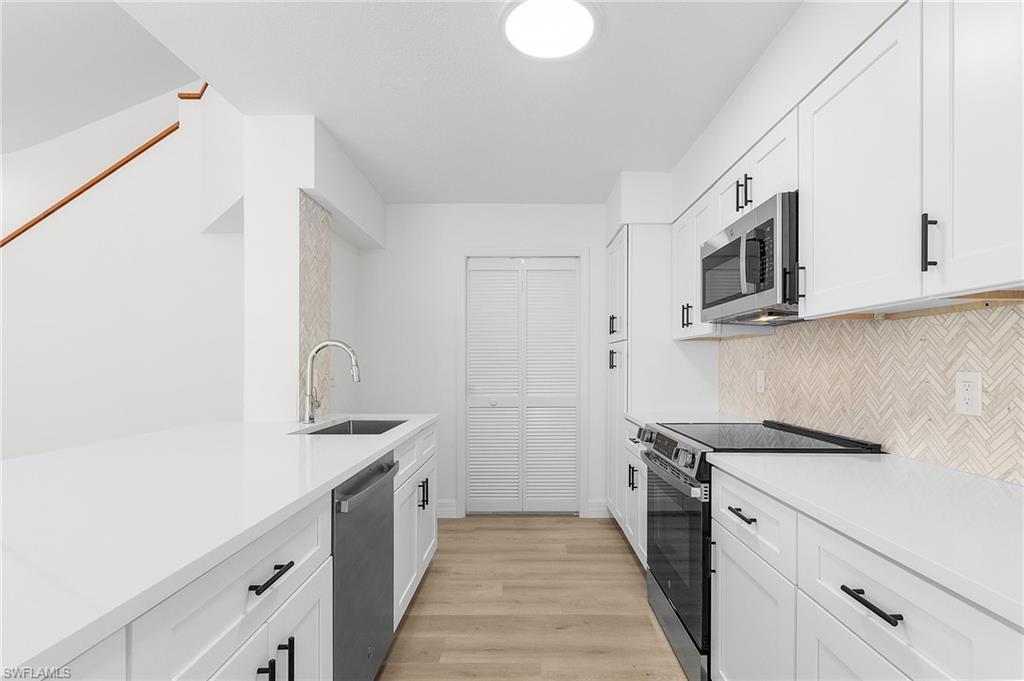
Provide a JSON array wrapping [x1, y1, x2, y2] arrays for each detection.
[[436, 498, 460, 518], [581, 498, 611, 518]]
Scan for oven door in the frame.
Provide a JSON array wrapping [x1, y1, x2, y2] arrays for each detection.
[[644, 451, 711, 653]]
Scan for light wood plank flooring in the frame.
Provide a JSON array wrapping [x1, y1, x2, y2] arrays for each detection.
[[378, 515, 687, 681]]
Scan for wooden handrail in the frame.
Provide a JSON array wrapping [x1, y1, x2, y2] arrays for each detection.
[[0, 122, 181, 249], [177, 82, 208, 100]]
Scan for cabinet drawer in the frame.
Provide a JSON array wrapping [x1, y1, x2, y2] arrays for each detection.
[[712, 469, 797, 581], [129, 497, 331, 681], [395, 425, 437, 489], [797, 515, 1023, 680]]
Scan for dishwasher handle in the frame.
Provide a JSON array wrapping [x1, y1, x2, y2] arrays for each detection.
[[335, 461, 398, 513]]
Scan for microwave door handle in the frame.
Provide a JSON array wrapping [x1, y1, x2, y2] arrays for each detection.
[[738, 236, 752, 294]]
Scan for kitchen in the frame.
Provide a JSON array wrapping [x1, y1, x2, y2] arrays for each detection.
[[1, 1, 1021, 680]]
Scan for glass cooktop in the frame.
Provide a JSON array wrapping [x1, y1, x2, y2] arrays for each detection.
[[658, 421, 881, 453]]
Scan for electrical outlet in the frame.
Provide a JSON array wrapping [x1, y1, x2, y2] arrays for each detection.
[[955, 371, 982, 416], [756, 369, 766, 394]]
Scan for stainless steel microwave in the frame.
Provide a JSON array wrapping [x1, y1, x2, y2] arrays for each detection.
[[700, 191, 800, 325]]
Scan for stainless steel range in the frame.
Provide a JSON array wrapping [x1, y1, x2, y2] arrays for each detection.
[[639, 420, 881, 681]]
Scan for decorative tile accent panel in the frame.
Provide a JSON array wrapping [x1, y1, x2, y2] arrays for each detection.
[[719, 306, 1024, 484], [299, 191, 332, 414]]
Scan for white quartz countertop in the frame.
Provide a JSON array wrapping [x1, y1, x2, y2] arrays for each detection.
[[1, 413, 438, 669], [708, 452, 1024, 629], [624, 411, 758, 427]]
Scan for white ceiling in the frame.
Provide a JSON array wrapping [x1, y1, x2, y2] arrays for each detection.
[[124, 1, 799, 203], [1, 2, 196, 153]]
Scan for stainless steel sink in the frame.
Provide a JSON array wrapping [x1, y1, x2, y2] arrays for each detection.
[[307, 419, 406, 435]]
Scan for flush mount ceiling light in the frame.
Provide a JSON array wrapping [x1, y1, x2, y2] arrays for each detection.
[[503, 0, 596, 59]]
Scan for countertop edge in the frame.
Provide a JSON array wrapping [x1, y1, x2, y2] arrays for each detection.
[[13, 414, 439, 670], [707, 453, 1024, 631]]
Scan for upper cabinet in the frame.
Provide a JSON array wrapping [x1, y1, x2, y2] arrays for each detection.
[[743, 112, 798, 208], [798, 3, 924, 318], [607, 228, 628, 342], [797, 0, 1023, 318], [922, 0, 1023, 296]]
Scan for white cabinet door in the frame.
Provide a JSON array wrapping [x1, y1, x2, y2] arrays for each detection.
[[922, 0, 1024, 296], [268, 558, 333, 681], [622, 448, 639, 548], [416, 456, 438, 573], [607, 228, 628, 342], [743, 110, 798, 207], [208, 625, 270, 681], [393, 474, 419, 628], [798, 3, 923, 317], [714, 168, 747, 234], [712, 519, 796, 681], [636, 458, 647, 567], [796, 592, 909, 681], [671, 197, 718, 340], [606, 341, 627, 521]]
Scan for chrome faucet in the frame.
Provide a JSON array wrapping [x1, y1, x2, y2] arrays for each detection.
[[303, 339, 361, 424]]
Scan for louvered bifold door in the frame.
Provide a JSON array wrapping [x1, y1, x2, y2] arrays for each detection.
[[466, 257, 581, 513], [523, 258, 580, 512], [466, 258, 523, 512]]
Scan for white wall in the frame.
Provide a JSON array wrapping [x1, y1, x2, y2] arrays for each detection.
[[1, 90, 243, 458], [671, 0, 902, 217], [349, 204, 607, 515]]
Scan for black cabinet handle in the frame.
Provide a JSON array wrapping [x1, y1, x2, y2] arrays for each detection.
[[797, 265, 806, 299], [257, 659, 276, 681], [921, 213, 938, 272], [735, 179, 743, 212], [841, 585, 904, 627], [627, 464, 637, 490], [418, 480, 427, 509], [681, 304, 687, 329], [727, 506, 756, 525], [277, 637, 294, 681], [249, 561, 295, 596], [608, 349, 617, 370], [608, 314, 617, 335], [743, 174, 753, 206], [425, 477, 430, 507]]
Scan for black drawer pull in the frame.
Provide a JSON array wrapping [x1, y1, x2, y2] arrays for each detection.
[[418, 479, 428, 509], [743, 174, 753, 206], [249, 560, 295, 596], [277, 636, 295, 681], [608, 314, 617, 335], [727, 506, 757, 525], [608, 349, 617, 370], [841, 585, 904, 627], [257, 659, 276, 681], [735, 179, 743, 212]]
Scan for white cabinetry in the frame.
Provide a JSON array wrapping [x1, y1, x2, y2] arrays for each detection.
[[922, 0, 1024, 296], [743, 112, 799, 208], [620, 443, 647, 566], [394, 448, 438, 629], [606, 342, 627, 524], [796, 592, 909, 681], [210, 559, 333, 681], [129, 498, 331, 680], [607, 229, 627, 342], [798, 2, 923, 318], [711, 519, 796, 681]]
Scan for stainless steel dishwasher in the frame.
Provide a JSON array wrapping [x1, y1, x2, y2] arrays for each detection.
[[332, 451, 397, 681]]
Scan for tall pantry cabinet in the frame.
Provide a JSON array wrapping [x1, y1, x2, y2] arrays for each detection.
[[605, 225, 719, 559]]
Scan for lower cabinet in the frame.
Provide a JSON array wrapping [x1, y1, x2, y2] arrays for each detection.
[[209, 558, 332, 681], [796, 592, 908, 681], [611, 443, 647, 567], [711, 519, 796, 681], [394, 453, 437, 629]]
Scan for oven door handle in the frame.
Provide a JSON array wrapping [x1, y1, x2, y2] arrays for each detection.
[[642, 450, 708, 501]]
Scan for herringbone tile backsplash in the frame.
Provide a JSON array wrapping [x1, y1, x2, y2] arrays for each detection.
[[299, 192, 332, 415], [719, 305, 1024, 484]]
